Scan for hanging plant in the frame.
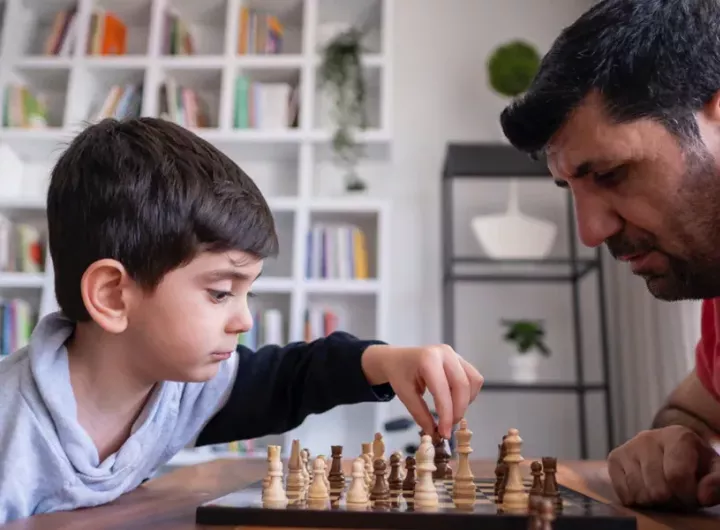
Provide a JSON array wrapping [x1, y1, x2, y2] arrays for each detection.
[[487, 40, 541, 98], [319, 28, 367, 192]]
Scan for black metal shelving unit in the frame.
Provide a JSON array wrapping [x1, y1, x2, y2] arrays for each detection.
[[441, 142, 614, 459]]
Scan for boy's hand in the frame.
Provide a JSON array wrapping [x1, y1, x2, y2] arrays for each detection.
[[361, 344, 483, 439]]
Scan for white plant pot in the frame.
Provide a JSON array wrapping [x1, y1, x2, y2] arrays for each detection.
[[509, 353, 540, 383], [470, 179, 557, 259]]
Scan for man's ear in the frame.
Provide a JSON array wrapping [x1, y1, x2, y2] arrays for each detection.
[[80, 259, 134, 334], [701, 89, 720, 125]]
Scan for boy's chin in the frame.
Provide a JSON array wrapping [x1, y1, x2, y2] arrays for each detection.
[[164, 363, 222, 383]]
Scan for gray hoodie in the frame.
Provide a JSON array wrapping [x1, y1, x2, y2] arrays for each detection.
[[0, 312, 237, 522]]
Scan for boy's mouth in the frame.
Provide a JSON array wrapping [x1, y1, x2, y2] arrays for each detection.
[[211, 351, 233, 360]]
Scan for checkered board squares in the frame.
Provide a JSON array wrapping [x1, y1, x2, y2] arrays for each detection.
[[196, 477, 638, 530]]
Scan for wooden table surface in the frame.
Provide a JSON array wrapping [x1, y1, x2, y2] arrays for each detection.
[[2, 458, 720, 530]]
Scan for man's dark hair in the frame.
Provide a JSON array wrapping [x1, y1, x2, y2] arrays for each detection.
[[500, 0, 720, 154], [47, 117, 278, 321]]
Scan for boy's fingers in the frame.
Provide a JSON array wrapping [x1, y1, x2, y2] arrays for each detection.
[[395, 381, 435, 436], [459, 356, 484, 402], [443, 353, 470, 425], [421, 353, 454, 438]]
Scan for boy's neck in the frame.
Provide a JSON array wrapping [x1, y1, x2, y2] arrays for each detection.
[[66, 322, 156, 462]]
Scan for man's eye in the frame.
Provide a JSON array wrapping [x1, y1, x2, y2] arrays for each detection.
[[594, 167, 625, 186]]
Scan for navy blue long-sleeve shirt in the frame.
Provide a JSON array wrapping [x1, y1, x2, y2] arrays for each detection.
[[194, 331, 396, 445]]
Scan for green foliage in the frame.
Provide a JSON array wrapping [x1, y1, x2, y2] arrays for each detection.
[[501, 319, 551, 357], [319, 28, 367, 190], [487, 40, 541, 97]]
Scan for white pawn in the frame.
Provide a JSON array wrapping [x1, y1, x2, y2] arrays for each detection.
[[414, 434, 438, 507], [346, 457, 370, 506], [307, 456, 330, 501]]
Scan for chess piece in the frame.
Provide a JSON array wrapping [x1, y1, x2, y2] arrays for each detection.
[[307, 456, 330, 502], [286, 440, 305, 502], [362, 441, 374, 461], [496, 462, 507, 503], [388, 453, 403, 498], [262, 445, 274, 490], [542, 457, 562, 511], [300, 449, 310, 493], [529, 461, 543, 504], [413, 434, 439, 508], [537, 498, 556, 530], [360, 453, 373, 490], [262, 445, 288, 505], [329, 445, 345, 500], [453, 418, 476, 505], [346, 457, 369, 507], [372, 433, 385, 462], [432, 431, 451, 479], [494, 438, 507, 496], [527, 495, 542, 530], [501, 428, 528, 512], [370, 459, 390, 507], [402, 456, 417, 499]]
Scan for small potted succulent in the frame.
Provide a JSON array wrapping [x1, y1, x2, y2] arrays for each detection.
[[501, 318, 550, 382], [319, 27, 368, 193]]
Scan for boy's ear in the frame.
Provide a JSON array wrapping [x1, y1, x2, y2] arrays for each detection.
[[80, 259, 133, 333]]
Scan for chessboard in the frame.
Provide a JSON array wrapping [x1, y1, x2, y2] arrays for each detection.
[[196, 422, 638, 530], [196, 476, 637, 529]]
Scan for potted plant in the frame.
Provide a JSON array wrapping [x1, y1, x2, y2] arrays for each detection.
[[501, 318, 550, 382], [319, 28, 368, 193]]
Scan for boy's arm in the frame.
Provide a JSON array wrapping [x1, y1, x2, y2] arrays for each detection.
[[193, 331, 395, 446]]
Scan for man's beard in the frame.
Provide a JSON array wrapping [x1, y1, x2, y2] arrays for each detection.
[[606, 144, 720, 301]]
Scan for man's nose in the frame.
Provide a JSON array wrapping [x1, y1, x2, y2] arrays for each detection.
[[572, 191, 622, 248]]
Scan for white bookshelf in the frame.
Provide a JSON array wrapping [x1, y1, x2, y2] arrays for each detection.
[[0, 0, 394, 460]]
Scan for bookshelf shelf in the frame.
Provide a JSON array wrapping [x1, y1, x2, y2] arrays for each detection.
[[0, 0, 393, 460], [0, 272, 45, 288]]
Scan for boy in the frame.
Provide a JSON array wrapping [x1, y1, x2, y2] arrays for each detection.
[[0, 118, 483, 521]]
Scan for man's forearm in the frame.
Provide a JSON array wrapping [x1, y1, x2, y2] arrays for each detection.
[[652, 405, 718, 440]]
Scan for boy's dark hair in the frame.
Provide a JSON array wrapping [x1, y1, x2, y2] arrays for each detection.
[[500, 0, 720, 155], [47, 117, 278, 322]]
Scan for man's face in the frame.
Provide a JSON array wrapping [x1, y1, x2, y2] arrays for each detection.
[[546, 91, 720, 301]]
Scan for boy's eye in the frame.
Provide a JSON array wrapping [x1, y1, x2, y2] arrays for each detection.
[[208, 289, 233, 302]]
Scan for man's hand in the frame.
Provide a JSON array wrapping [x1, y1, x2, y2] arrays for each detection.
[[361, 344, 483, 439], [607, 425, 720, 508]]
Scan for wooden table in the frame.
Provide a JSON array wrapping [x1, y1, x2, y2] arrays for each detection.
[[2, 459, 720, 530]]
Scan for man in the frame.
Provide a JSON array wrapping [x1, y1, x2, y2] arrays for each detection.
[[500, 0, 720, 510]]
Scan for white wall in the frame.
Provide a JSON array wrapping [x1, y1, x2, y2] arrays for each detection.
[[335, 0, 610, 459]]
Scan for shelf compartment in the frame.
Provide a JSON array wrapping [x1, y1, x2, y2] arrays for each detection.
[[231, 66, 301, 131], [304, 291, 376, 340], [157, 66, 222, 129], [235, 0, 305, 56], [240, 291, 291, 349], [87, 0, 152, 56], [66, 65, 145, 127], [162, 0, 228, 56], [305, 210, 378, 281], [222, 141, 300, 197], [2, 65, 70, 129], [5, 0, 78, 57]]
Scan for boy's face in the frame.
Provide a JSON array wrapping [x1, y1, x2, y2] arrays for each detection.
[[124, 250, 261, 382]]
